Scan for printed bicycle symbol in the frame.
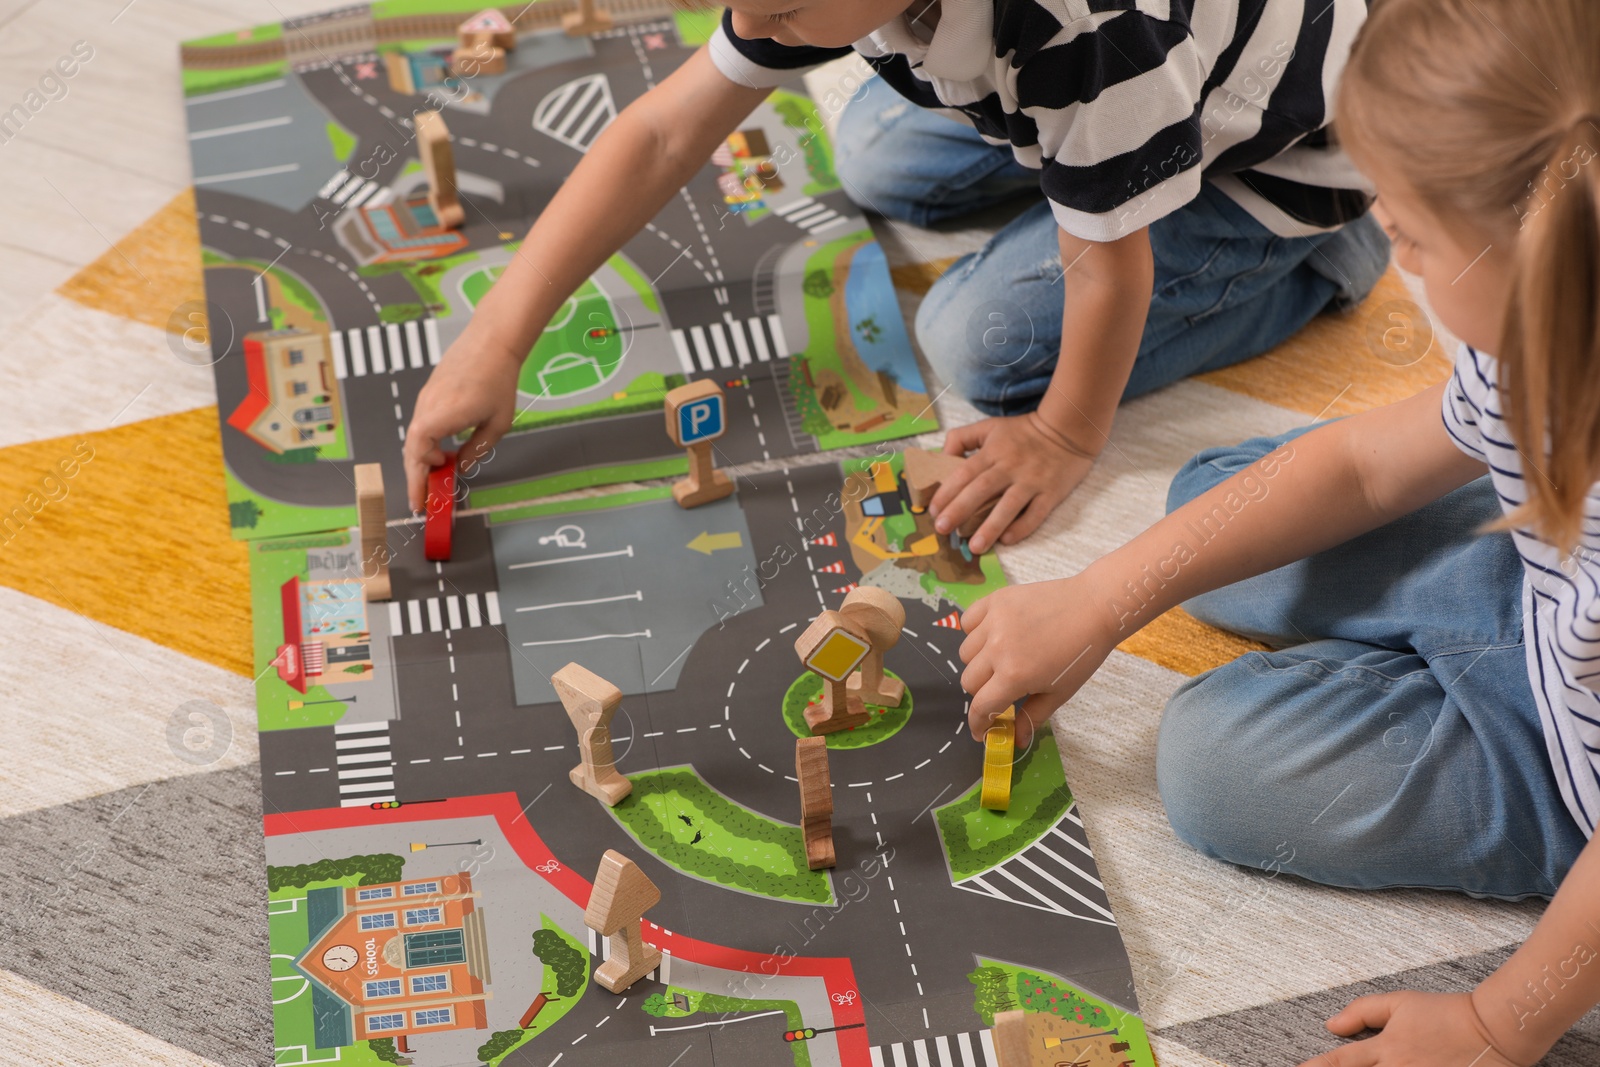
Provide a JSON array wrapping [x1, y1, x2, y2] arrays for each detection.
[[831, 990, 858, 1007], [535, 860, 562, 874]]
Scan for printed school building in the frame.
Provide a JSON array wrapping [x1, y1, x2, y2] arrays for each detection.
[[293, 872, 492, 1047]]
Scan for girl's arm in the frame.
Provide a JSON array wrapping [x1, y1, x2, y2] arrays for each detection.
[[959, 380, 1488, 741], [929, 226, 1155, 553], [1303, 832, 1600, 1066], [402, 48, 771, 508]]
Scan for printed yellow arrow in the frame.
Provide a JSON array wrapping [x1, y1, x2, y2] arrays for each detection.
[[687, 531, 743, 555]]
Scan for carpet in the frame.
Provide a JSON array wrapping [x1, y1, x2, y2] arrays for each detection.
[[3, 11, 1598, 1065]]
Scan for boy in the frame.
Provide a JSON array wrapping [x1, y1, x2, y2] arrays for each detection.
[[404, 0, 1389, 548]]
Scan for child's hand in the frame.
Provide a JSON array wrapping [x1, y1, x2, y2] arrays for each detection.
[[959, 576, 1117, 746], [1299, 992, 1528, 1067], [402, 330, 524, 511], [930, 412, 1097, 553]]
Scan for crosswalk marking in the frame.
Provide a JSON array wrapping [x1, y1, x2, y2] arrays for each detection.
[[772, 196, 813, 218], [423, 317, 442, 365], [391, 591, 507, 635], [767, 314, 790, 358], [708, 323, 733, 368], [670, 329, 695, 375], [673, 316, 788, 371], [533, 73, 618, 152], [318, 169, 353, 199], [726, 315, 751, 366], [348, 329, 368, 376], [771, 194, 850, 234], [811, 215, 848, 233], [404, 319, 424, 369], [689, 325, 713, 371], [385, 324, 403, 373], [331, 319, 443, 379], [344, 180, 383, 208], [367, 325, 385, 373], [872, 1030, 994, 1067], [950, 804, 1117, 924], [334, 719, 394, 806], [330, 330, 348, 379], [748, 317, 772, 361]]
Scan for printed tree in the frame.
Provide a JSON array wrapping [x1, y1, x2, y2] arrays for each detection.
[[532, 928, 587, 996], [229, 499, 262, 529], [968, 965, 1019, 1025], [642, 992, 675, 1018], [367, 1038, 399, 1063], [802, 270, 834, 299], [266, 854, 404, 891], [477, 1029, 524, 1062]]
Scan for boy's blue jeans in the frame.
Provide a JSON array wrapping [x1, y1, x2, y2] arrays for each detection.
[[835, 76, 1392, 410], [1160, 427, 1589, 901]]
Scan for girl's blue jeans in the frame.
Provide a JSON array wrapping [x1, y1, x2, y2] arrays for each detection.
[[835, 75, 1392, 410], [1159, 427, 1588, 901]]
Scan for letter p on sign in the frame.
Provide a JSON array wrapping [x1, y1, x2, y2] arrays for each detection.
[[664, 380, 727, 447]]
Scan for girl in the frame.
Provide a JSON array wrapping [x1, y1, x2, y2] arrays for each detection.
[[958, 0, 1600, 1062]]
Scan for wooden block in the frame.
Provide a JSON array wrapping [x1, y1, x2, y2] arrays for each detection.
[[795, 736, 835, 870], [571, 725, 632, 806], [840, 586, 906, 706], [902, 446, 998, 538], [552, 661, 622, 731], [458, 7, 516, 50], [563, 0, 613, 35], [353, 462, 391, 601], [981, 706, 1016, 812], [992, 1009, 1030, 1067], [415, 110, 465, 230], [423, 452, 456, 562], [584, 850, 661, 994], [585, 850, 661, 934], [451, 41, 505, 76]]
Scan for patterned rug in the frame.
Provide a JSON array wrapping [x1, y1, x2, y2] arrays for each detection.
[[4, 23, 1599, 1067]]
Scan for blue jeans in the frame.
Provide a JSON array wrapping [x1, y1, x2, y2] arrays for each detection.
[[834, 76, 1392, 413], [1157, 427, 1588, 900]]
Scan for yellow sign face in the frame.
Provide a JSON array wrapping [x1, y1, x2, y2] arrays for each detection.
[[805, 627, 871, 682]]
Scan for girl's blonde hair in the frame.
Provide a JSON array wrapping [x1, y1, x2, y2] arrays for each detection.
[[1340, 0, 1600, 552]]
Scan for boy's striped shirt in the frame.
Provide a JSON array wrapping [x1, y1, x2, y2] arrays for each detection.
[[709, 0, 1374, 242], [1444, 343, 1600, 837]]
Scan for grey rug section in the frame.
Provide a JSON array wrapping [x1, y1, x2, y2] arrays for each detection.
[[0, 765, 274, 1066], [1160, 943, 1600, 1065]]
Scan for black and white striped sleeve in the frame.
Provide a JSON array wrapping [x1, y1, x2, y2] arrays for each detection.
[[1441, 345, 1491, 463], [707, 9, 856, 89], [1028, 12, 1207, 241]]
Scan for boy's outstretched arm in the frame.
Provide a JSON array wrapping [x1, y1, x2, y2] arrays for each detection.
[[401, 49, 771, 509], [1304, 831, 1600, 1066], [929, 226, 1154, 553], [958, 381, 1487, 744]]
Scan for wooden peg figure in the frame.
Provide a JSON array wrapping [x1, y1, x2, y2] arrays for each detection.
[[552, 662, 631, 806], [902, 446, 998, 538], [839, 586, 906, 706], [663, 380, 733, 508], [793, 611, 873, 734], [795, 737, 835, 870], [415, 110, 465, 230], [583, 850, 661, 993], [353, 463, 391, 601]]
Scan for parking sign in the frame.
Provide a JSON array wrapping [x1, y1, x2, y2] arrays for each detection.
[[664, 380, 727, 447]]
